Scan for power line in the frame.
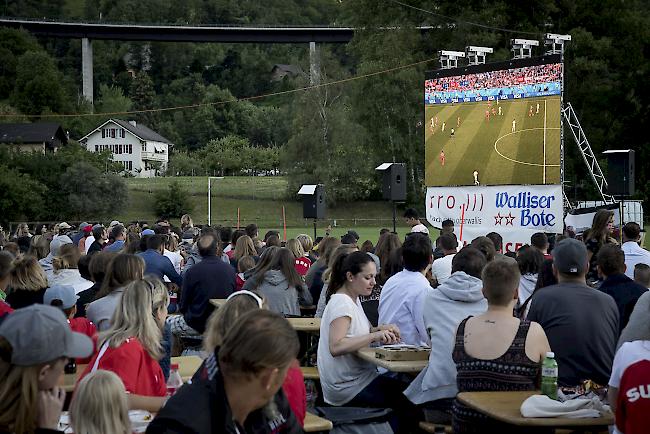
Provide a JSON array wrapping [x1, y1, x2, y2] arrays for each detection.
[[0, 56, 437, 119], [385, 0, 541, 36]]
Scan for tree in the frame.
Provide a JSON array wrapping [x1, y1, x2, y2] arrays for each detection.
[[154, 181, 193, 219], [58, 162, 128, 219], [129, 72, 157, 126], [11, 51, 70, 116], [0, 165, 47, 225]]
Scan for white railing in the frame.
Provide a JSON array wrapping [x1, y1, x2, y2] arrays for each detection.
[[141, 151, 166, 162]]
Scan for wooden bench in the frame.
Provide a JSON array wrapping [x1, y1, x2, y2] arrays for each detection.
[[304, 412, 333, 432], [418, 421, 452, 433], [300, 366, 320, 380]]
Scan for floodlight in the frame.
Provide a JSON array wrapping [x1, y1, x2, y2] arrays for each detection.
[[438, 50, 465, 69], [545, 33, 571, 55], [466, 46, 493, 65], [510, 39, 540, 59]]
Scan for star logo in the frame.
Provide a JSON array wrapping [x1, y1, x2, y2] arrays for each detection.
[[505, 213, 516, 226], [494, 213, 504, 225]]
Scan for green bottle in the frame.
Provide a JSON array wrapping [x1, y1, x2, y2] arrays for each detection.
[[541, 351, 558, 400]]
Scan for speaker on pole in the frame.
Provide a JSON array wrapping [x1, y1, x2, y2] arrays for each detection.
[[298, 184, 326, 219], [603, 150, 635, 196], [376, 163, 407, 202]]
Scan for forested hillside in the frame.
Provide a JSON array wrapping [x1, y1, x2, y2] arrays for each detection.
[[1, 0, 648, 210]]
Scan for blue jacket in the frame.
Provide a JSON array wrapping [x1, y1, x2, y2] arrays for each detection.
[[180, 256, 236, 334], [138, 249, 183, 286]]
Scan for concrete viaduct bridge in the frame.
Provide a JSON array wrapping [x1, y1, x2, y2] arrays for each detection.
[[0, 18, 435, 104]]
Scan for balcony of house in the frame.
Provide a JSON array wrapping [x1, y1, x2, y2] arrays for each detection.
[[141, 151, 167, 162]]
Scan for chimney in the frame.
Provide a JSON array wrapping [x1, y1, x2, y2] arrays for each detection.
[[129, 120, 137, 127]]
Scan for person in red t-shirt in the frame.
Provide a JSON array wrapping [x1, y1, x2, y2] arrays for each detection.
[[608, 340, 650, 434], [203, 290, 307, 426], [44, 284, 97, 364], [236, 255, 256, 291], [79, 279, 170, 412], [288, 239, 312, 278]]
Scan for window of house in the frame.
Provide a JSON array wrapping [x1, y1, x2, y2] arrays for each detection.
[[120, 129, 125, 138], [128, 144, 132, 154], [101, 129, 105, 138], [142, 143, 147, 152], [110, 129, 116, 138], [128, 161, 132, 171], [95, 145, 98, 152], [118, 144, 123, 154]]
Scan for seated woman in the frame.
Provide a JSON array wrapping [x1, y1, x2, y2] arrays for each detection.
[[317, 251, 415, 431], [79, 279, 169, 412], [50, 244, 94, 294], [5, 256, 49, 309], [246, 248, 312, 316], [202, 289, 306, 426], [147, 309, 303, 433], [0, 304, 93, 434], [70, 370, 131, 434], [86, 254, 145, 331], [452, 258, 551, 434]]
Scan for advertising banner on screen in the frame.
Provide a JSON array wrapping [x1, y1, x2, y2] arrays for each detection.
[[426, 185, 563, 252]]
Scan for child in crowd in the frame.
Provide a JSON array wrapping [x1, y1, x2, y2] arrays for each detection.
[[70, 370, 132, 434], [0, 304, 93, 434], [79, 279, 169, 412], [235, 255, 256, 291], [44, 284, 97, 364]]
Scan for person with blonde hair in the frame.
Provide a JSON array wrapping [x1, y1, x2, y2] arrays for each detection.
[[306, 236, 341, 303], [287, 238, 311, 277], [50, 244, 93, 294], [27, 234, 50, 260], [229, 235, 258, 270], [70, 370, 131, 434], [86, 254, 145, 331], [6, 256, 48, 309], [296, 234, 314, 262], [79, 279, 169, 412], [148, 309, 302, 433], [0, 304, 93, 434]]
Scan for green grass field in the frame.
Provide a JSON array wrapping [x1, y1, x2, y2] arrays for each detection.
[[119, 176, 410, 239], [425, 96, 561, 186]]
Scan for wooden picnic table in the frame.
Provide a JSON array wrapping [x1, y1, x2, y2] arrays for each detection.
[[304, 412, 333, 432], [356, 347, 427, 373], [456, 391, 614, 428], [287, 317, 321, 332], [61, 355, 203, 392]]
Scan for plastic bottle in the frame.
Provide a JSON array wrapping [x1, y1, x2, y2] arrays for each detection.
[[305, 379, 318, 410], [541, 352, 558, 400], [166, 363, 183, 397]]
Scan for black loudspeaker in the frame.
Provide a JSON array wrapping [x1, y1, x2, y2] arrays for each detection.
[[604, 150, 635, 196], [382, 163, 407, 201], [302, 185, 326, 219]]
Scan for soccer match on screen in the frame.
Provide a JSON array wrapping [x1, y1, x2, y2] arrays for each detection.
[[424, 58, 562, 187]]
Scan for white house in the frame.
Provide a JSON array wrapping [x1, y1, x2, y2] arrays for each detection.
[[79, 119, 172, 178]]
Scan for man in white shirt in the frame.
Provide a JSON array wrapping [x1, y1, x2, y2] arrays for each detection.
[[431, 234, 457, 286], [404, 208, 429, 235], [378, 233, 432, 346], [622, 222, 650, 279]]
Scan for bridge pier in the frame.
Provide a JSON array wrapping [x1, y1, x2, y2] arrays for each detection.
[[81, 37, 93, 105], [309, 41, 320, 85]]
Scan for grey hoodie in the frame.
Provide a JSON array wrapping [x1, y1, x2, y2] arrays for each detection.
[[255, 270, 312, 316], [404, 271, 487, 404]]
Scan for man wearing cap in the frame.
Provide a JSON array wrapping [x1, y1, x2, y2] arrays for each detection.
[[54, 222, 72, 239], [0, 304, 93, 432], [72, 222, 89, 247], [527, 238, 619, 387], [39, 235, 73, 280]]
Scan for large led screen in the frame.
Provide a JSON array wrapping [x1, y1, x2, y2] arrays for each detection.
[[424, 55, 562, 187]]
